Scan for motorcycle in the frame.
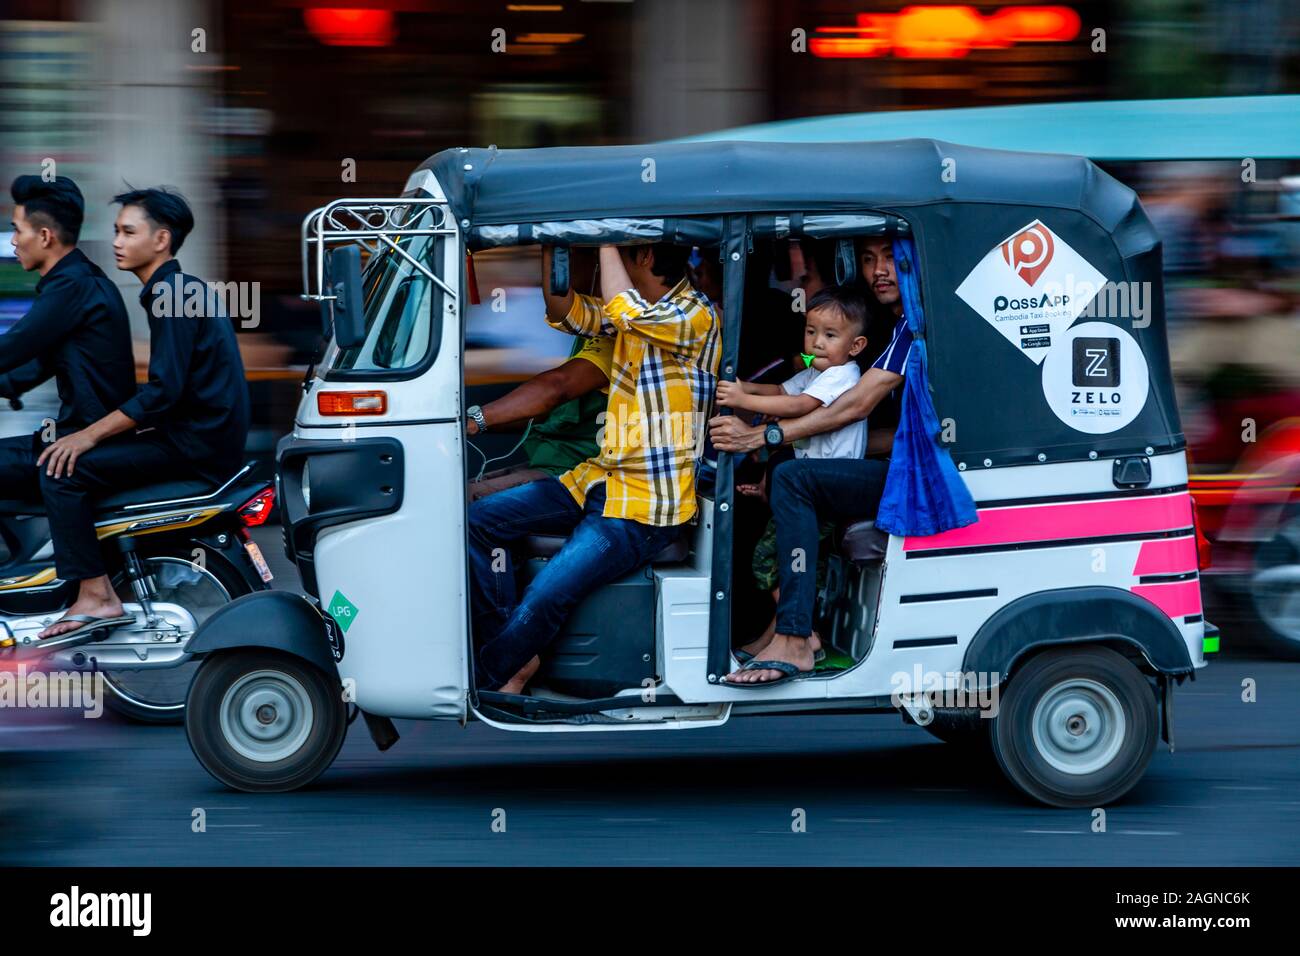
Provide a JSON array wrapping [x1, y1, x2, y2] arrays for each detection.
[[0, 407, 276, 723]]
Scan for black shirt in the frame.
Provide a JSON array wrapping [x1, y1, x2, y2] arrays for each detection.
[[0, 248, 137, 436], [120, 260, 250, 478]]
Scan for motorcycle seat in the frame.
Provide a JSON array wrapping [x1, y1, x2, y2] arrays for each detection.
[[95, 478, 218, 511], [0, 464, 255, 518]]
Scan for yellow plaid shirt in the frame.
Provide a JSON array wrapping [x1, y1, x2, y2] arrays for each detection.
[[548, 278, 721, 527]]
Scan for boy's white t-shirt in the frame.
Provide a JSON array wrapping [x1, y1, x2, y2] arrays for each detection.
[[781, 361, 867, 460]]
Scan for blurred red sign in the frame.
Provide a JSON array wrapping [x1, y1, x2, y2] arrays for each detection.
[[810, 5, 1081, 58], [304, 8, 396, 47]]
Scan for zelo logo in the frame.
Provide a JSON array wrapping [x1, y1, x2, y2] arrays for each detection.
[[1043, 322, 1148, 434], [1000, 222, 1055, 287], [1072, 337, 1120, 387]]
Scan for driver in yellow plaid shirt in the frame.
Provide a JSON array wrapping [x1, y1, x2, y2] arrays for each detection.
[[468, 243, 720, 694]]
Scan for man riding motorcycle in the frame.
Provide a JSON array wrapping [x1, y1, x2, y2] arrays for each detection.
[[1, 175, 139, 646], [31, 186, 250, 642]]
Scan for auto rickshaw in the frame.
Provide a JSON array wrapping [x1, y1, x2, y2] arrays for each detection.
[[182, 140, 1212, 807]]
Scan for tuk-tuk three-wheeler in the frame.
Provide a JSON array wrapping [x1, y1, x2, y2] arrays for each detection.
[[181, 140, 1212, 808]]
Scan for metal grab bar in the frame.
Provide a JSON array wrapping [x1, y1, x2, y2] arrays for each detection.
[[300, 198, 457, 304]]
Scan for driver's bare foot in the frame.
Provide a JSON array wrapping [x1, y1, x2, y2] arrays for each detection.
[[724, 632, 818, 684], [497, 655, 540, 695], [37, 597, 127, 639], [735, 623, 820, 662]]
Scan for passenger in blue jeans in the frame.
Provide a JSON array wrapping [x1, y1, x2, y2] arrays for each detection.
[[470, 242, 720, 693], [710, 237, 912, 686]]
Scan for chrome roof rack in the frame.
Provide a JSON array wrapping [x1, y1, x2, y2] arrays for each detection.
[[300, 198, 457, 305]]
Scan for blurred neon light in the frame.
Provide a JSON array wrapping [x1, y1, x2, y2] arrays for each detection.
[[304, 8, 396, 47], [810, 5, 1080, 58]]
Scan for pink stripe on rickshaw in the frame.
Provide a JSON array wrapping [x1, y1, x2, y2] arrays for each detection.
[[1131, 535, 1199, 576], [902, 493, 1194, 553], [1131, 580, 1203, 619]]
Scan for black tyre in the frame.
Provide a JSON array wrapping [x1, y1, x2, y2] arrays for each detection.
[[102, 548, 254, 724], [989, 646, 1159, 808], [185, 650, 347, 793]]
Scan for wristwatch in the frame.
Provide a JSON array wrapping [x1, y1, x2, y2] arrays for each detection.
[[763, 422, 784, 449], [467, 405, 488, 434]]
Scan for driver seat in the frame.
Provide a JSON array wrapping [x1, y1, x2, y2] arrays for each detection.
[[839, 519, 889, 563]]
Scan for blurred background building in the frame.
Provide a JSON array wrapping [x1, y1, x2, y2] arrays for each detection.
[[2, 0, 1298, 458]]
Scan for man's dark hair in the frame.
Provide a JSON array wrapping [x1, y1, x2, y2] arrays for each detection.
[[112, 185, 195, 254], [807, 284, 868, 335], [10, 175, 85, 246], [647, 242, 690, 286]]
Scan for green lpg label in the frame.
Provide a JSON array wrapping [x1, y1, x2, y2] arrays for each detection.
[[328, 590, 359, 633]]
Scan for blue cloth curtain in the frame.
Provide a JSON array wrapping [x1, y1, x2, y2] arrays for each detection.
[[873, 238, 978, 537]]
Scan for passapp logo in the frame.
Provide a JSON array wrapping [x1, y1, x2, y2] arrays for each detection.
[[1001, 221, 1055, 286], [955, 219, 1107, 365]]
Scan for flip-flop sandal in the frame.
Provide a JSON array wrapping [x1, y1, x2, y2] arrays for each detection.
[[722, 659, 815, 688], [733, 645, 826, 665], [19, 613, 135, 658]]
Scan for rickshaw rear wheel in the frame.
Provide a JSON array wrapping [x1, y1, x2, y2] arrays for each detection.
[[989, 646, 1158, 808], [185, 649, 347, 793]]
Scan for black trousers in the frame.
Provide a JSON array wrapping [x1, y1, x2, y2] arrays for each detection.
[[35, 433, 200, 583], [0, 433, 44, 504]]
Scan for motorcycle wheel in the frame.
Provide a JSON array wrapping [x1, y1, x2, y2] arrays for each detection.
[[101, 549, 253, 724]]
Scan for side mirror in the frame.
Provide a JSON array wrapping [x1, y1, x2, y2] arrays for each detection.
[[329, 245, 367, 349]]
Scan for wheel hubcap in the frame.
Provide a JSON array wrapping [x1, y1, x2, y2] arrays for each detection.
[[219, 670, 314, 763], [1031, 678, 1125, 775]]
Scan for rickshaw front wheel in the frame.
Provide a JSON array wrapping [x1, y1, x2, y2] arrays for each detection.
[[989, 646, 1158, 808], [185, 649, 348, 793]]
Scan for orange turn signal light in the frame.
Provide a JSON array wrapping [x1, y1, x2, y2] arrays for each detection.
[[317, 390, 387, 416]]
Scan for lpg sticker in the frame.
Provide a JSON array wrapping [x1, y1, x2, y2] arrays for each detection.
[[327, 589, 359, 634], [1041, 322, 1149, 433], [955, 219, 1107, 364]]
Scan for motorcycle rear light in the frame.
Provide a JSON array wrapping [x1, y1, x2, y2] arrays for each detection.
[[1190, 497, 1212, 570], [318, 390, 387, 416], [238, 487, 275, 527]]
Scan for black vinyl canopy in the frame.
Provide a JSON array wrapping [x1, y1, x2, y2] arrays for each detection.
[[419, 139, 1182, 468], [421, 139, 1153, 254]]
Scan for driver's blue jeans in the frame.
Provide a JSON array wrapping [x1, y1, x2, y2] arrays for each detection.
[[770, 457, 889, 637], [468, 477, 681, 690]]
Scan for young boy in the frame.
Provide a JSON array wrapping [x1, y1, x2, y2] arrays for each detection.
[[715, 284, 869, 664], [715, 283, 868, 457]]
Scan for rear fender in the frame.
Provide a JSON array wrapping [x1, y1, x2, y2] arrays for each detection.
[[185, 590, 341, 677]]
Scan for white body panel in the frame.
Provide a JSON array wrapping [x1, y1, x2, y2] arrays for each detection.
[[299, 211, 469, 720]]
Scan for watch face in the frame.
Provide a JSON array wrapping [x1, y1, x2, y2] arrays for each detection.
[[765, 424, 782, 446]]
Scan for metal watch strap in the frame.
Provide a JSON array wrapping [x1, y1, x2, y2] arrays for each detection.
[[467, 405, 488, 433]]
